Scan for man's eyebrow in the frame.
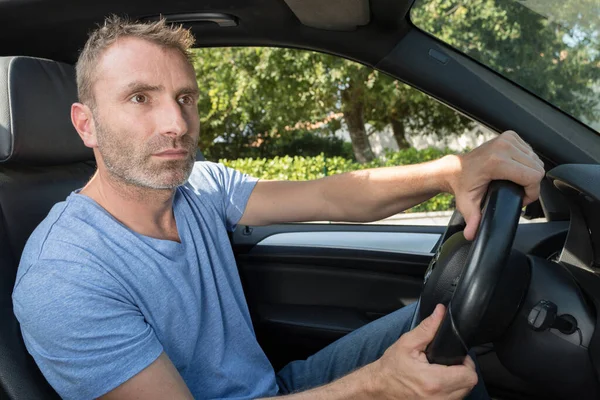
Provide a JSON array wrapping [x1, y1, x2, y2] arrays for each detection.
[[122, 82, 199, 97], [124, 81, 164, 94], [178, 87, 200, 97]]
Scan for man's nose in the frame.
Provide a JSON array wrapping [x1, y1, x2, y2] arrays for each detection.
[[157, 99, 188, 137]]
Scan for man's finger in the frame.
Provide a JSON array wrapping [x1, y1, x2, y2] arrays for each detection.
[[463, 355, 476, 370], [500, 132, 544, 169], [426, 364, 479, 394], [463, 211, 481, 241], [503, 130, 532, 151], [492, 158, 544, 192], [508, 145, 545, 174], [495, 133, 544, 173], [401, 304, 445, 351], [500, 131, 530, 154]]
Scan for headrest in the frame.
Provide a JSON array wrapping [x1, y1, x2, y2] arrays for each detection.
[[0, 56, 93, 165]]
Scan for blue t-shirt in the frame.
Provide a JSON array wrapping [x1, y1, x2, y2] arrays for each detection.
[[12, 161, 278, 399]]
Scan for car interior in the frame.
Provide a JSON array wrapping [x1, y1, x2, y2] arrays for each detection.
[[1, 0, 600, 399]]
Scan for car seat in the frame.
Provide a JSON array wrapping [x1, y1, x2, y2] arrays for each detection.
[[0, 56, 95, 399]]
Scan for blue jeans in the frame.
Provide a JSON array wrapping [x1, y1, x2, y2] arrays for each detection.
[[276, 302, 489, 399]]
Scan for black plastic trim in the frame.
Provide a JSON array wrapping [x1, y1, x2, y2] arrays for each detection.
[[143, 13, 238, 27], [239, 245, 433, 277]]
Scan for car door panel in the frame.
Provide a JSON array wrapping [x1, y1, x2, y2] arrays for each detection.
[[233, 221, 569, 370], [233, 224, 441, 368]]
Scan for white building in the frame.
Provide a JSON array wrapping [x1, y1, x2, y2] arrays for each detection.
[[335, 122, 497, 157]]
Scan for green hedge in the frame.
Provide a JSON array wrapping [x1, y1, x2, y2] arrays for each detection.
[[220, 148, 457, 213]]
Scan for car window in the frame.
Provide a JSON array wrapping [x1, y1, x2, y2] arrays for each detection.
[[192, 47, 499, 226], [411, 0, 600, 134]]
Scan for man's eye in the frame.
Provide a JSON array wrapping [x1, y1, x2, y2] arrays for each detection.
[[131, 94, 147, 104], [178, 95, 194, 106]]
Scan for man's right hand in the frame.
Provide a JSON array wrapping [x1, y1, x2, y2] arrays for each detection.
[[370, 304, 478, 399]]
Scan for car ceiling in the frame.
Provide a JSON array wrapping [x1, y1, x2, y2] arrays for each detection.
[[0, 0, 412, 66]]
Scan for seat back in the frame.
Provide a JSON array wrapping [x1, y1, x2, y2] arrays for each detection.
[[0, 56, 95, 399]]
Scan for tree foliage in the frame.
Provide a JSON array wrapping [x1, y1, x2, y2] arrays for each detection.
[[411, 0, 600, 124], [193, 0, 600, 162], [193, 48, 337, 160], [363, 73, 474, 150]]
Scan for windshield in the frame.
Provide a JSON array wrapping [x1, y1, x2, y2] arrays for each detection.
[[411, 0, 600, 133]]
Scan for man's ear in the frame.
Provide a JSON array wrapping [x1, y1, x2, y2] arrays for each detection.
[[71, 102, 97, 148]]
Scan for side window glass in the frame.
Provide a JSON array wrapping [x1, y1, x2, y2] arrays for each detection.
[[193, 47, 498, 226]]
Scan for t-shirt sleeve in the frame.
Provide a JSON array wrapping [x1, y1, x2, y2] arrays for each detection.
[[12, 260, 164, 400], [188, 161, 259, 231]]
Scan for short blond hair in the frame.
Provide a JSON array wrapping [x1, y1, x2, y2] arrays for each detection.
[[76, 15, 196, 107]]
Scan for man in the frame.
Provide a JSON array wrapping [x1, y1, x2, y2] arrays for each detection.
[[12, 16, 544, 400]]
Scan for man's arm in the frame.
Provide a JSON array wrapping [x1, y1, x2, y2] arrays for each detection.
[[98, 305, 477, 400], [239, 159, 448, 226], [239, 131, 545, 240], [99, 352, 194, 400], [262, 304, 477, 399], [100, 350, 371, 400]]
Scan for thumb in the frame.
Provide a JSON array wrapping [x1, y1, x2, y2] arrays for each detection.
[[402, 304, 445, 352], [462, 207, 481, 241]]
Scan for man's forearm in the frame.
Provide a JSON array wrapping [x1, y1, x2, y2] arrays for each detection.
[[261, 363, 379, 400], [240, 131, 541, 231], [317, 155, 458, 223], [239, 154, 460, 226]]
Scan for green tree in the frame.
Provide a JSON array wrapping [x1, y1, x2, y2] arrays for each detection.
[[194, 47, 380, 163], [193, 47, 336, 160], [364, 72, 474, 149], [411, 0, 600, 125], [317, 57, 377, 162], [193, 47, 474, 162]]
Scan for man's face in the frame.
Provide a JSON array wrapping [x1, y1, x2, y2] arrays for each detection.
[[90, 37, 200, 189]]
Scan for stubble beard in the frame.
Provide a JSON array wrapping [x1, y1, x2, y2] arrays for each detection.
[[94, 119, 197, 190]]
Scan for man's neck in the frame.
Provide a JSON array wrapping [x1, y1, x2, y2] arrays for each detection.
[[80, 170, 181, 242]]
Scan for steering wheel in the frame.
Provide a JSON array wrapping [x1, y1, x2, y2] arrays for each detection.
[[409, 180, 524, 365]]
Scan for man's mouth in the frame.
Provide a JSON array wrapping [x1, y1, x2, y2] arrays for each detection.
[[152, 149, 189, 159]]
